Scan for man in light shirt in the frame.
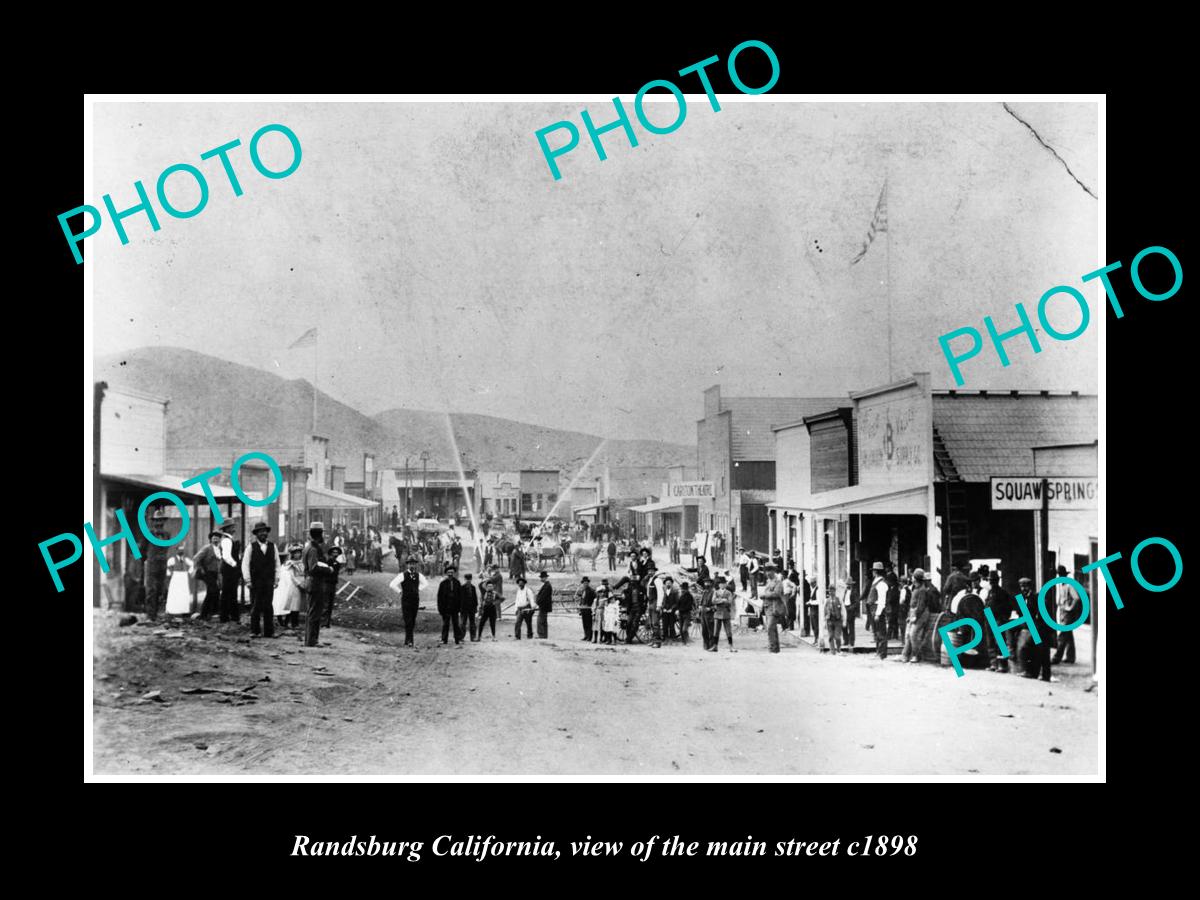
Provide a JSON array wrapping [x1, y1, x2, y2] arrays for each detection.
[[388, 556, 429, 648], [512, 577, 536, 640], [217, 520, 242, 623], [1051, 565, 1081, 665], [869, 562, 890, 659]]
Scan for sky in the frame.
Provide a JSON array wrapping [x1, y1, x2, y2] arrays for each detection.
[[92, 99, 1098, 446]]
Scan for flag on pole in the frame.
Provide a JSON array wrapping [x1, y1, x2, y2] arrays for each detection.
[[288, 327, 318, 349], [850, 182, 888, 265]]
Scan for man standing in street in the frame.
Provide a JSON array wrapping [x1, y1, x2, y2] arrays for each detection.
[[902, 569, 939, 663], [676, 581, 695, 645], [478, 581, 500, 640], [241, 520, 280, 638], [1016, 576, 1054, 681], [984, 570, 1017, 672], [761, 565, 787, 654], [460, 572, 479, 642], [193, 530, 224, 621], [512, 577, 535, 639], [535, 570, 554, 638], [438, 564, 464, 645], [575, 576, 595, 641], [698, 577, 715, 650], [807, 574, 820, 643], [607, 538, 617, 571], [737, 547, 751, 593], [142, 509, 171, 622], [1051, 565, 1080, 665], [302, 522, 335, 648], [218, 520, 241, 623], [711, 575, 736, 652], [389, 556, 428, 647]]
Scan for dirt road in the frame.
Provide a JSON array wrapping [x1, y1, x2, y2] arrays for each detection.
[[91, 578, 1098, 776]]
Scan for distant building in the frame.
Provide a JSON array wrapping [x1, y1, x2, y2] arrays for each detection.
[[479, 471, 521, 518], [697, 385, 844, 553], [520, 469, 559, 518]]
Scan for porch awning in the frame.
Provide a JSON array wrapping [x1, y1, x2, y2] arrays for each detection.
[[102, 472, 241, 501], [627, 499, 683, 514], [307, 485, 377, 510], [808, 483, 929, 517]]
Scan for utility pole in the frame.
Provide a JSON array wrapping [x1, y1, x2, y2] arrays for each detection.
[[420, 451, 430, 519], [404, 456, 410, 522]]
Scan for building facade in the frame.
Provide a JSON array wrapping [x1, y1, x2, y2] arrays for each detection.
[[697, 385, 844, 554]]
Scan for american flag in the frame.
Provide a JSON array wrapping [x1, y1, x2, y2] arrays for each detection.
[[288, 326, 317, 349], [850, 182, 888, 265]]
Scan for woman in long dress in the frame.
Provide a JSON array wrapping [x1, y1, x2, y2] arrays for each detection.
[[164, 552, 193, 616], [603, 592, 621, 644], [273, 543, 306, 630]]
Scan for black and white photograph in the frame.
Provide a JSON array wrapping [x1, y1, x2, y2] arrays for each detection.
[[84, 94, 1101, 779]]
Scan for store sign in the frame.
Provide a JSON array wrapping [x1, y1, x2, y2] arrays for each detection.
[[666, 481, 714, 499], [858, 391, 929, 486], [425, 480, 463, 488], [990, 476, 1097, 510]]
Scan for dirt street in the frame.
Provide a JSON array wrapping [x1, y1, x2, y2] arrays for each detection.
[[91, 569, 1098, 776]]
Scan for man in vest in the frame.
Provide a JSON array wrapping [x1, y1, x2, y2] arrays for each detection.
[[575, 576, 596, 641], [217, 520, 242, 623], [242, 520, 280, 638], [389, 556, 428, 647]]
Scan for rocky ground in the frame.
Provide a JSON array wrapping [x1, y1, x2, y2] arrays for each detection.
[[91, 563, 1098, 777]]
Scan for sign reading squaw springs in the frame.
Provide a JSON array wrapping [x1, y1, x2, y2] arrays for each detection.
[[990, 476, 1097, 510]]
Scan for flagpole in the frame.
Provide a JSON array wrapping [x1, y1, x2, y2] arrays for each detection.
[[885, 173, 893, 382]]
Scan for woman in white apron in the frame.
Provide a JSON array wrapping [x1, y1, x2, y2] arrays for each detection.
[[164, 552, 194, 616]]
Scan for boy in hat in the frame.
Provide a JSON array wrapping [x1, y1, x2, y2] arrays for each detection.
[[242, 520, 280, 638]]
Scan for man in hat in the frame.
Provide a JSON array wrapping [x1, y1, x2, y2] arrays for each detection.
[[512, 576, 536, 639], [478, 580, 500, 640], [840, 575, 860, 650], [302, 522, 335, 647], [460, 572, 479, 642], [697, 576, 715, 650], [863, 562, 889, 655], [485, 564, 504, 620], [575, 576, 596, 641], [984, 570, 1018, 672], [676, 580, 695, 645], [242, 520, 280, 638], [535, 570, 553, 638], [437, 564, 464, 645], [737, 547, 751, 592], [760, 565, 787, 653], [388, 556, 428, 647], [1050, 565, 1079, 665], [1016, 577, 1054, 681], [142, 509, 172, 622], [902, 569, 940, 663], [217, 520, 242, 623], [193, 529, 224, 621]]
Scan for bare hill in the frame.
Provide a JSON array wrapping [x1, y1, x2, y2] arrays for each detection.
[[96, 347, 694, 478]]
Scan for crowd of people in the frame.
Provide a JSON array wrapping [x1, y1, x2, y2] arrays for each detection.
[[131, 508, 1084, 681]]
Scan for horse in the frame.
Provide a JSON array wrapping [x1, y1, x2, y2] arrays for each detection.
[[496, 537, 517, 568], [528, 542, 567, 571], [571, 543, 601, 572]]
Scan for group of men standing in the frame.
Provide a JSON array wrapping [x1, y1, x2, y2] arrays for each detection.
[[390, 558, 512, 645]]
